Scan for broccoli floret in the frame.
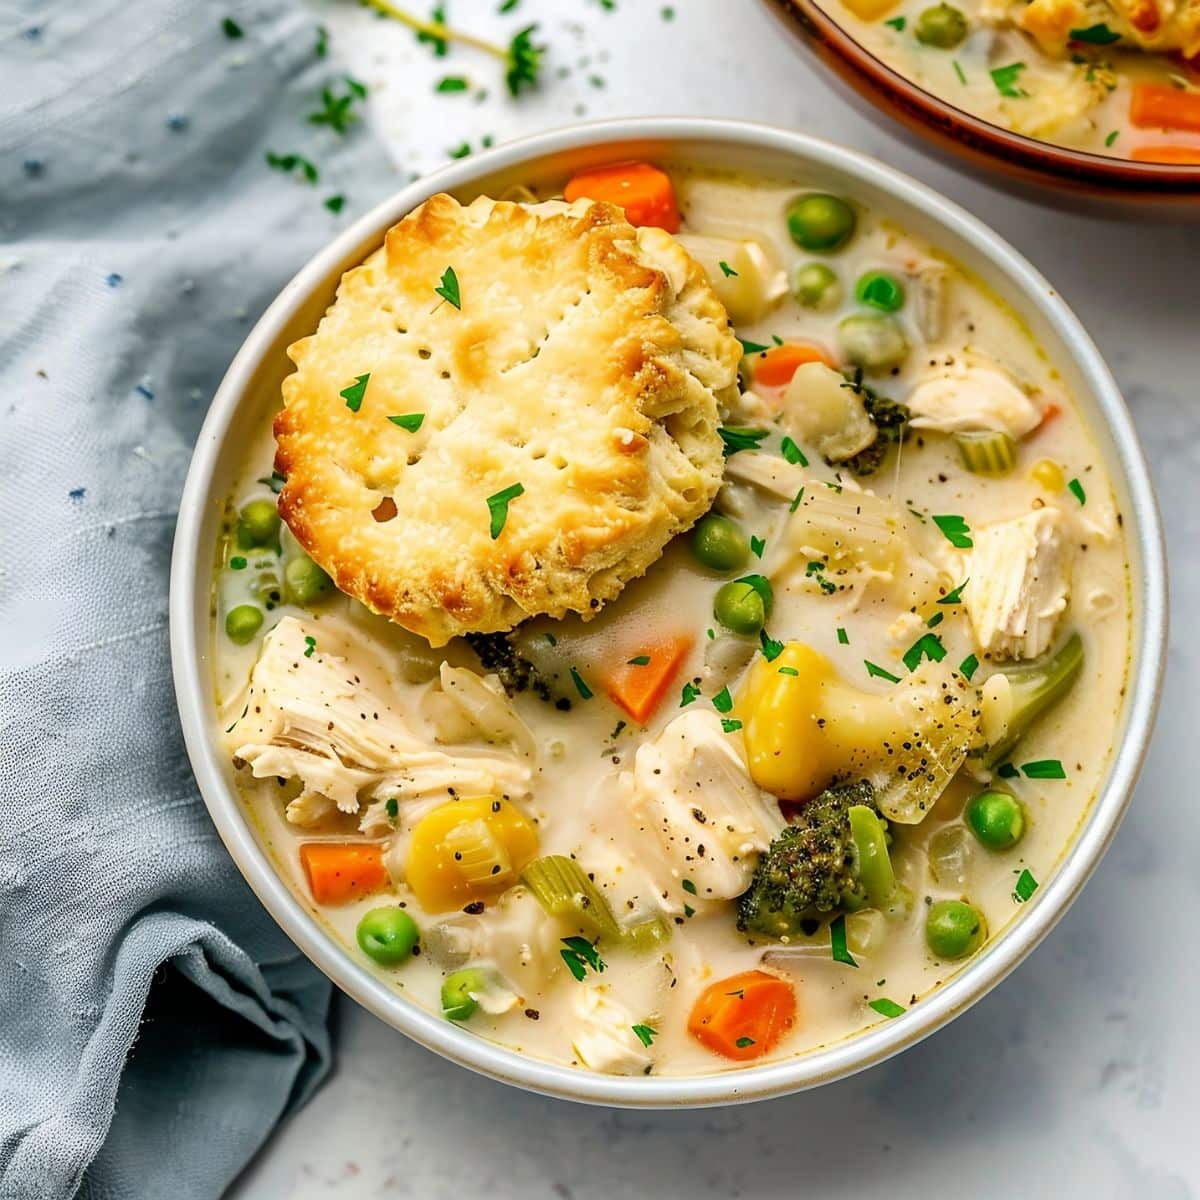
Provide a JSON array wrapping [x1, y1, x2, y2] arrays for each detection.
[[465, 632, 570, 709], [736, 780, 876, 939], [839, 371, 911, 477]]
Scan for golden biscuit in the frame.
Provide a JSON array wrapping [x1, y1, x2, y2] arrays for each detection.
[[275, 193, 740, 646]]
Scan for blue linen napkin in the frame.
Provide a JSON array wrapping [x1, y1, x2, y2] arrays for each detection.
[[0, 2, 400, 1194]]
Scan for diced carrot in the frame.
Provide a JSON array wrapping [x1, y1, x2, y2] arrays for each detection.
[[1130, 83, 1200, 134], [687, 969, 797, 1061], [602, 635, 693, 725], [563, 162, 680, 232], [749, 341, 837, 388], [1031, 402, 1061, 436], [1131, 144, 1200, 164], [300, 842, 388, 906]]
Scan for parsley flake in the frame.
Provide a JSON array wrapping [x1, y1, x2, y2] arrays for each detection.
[[865, 660, 901, 684], [1105, 129, 1119, 147], [926, 611, 944, 629], [308, 85, 363, 134], [303, 635, 317, 658], [718, 426, 769, 456], [997, 762, 1020, 779], [504, 24, 543, 97], [560, 936, 605, 981], [682, 879, 698, 896], [718, 259, 739, 277], [778, 665, 799, 676], [569, 667, 593, 700], [222, 17, 244, 38], [939, 580, 968, 605], [627, 654, 651, 666], [265, 151, 319, 184], [735, 1036, 756, 1048], [780, 435, 808, 467], [884, 14, 906, 28], [990, 62, 1028, 97], [1068, 477, 1086, 505], [340, 372, 370, 412], [759, 630, 784, 662], [953, 59, 967, 84], [836, 627, 849, 645], [436, 75, 469, 92], [830, 914, 858, 967], [486, 481, 524, 538], [736, 336, 770, 356], [324, 194, 346, 214], [387, 412, 425, 432], [1013, 868, 1038, 902], [314, 24, 329, 56], [721, 717, 743, 733], [750, 535, 765, 559], [789, 487, 805, 513], [385, 797, 399, 820], [711, 686, 734, 714], [1070, 22, 1120, 42], [959, 653, 980, 681], [902, 632, 947, 672], [434, 265, 461, 309], [632, 1024, 656, 1047], [1021, 759, 1066, 779], [933, 513, 973, 548], [680, 681, 701, 707], [869, 997, 906, 1018]]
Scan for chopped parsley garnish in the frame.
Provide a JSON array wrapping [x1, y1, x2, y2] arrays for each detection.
[[990, 62, 1028, 97], [789, 487, 805, 513], [736, 336, 770, 356], [222, 17, 244, 38], [503, 24, 543, 96], [627, 654, 651, 666], [734, 1036, 756, 1048], [805, 560, 836, 595], [560, 936, 605, 981], [569, 667, 593, 699], [711, 686, 734, 714], [1068, 477, 1086, 505], [830, 914, 858, 967], [1022, 759, 1066, 779], [324, 194, 346, 214], [385, 797, 399, 820], [902, 632, 947, 672], [436, 75, 469, 92], [718, 259, 738, 277], [449, 141, 473, 159], [926, 611, 944, 629], [1070, 22, 1120, 42], [387, 412, 425, 431], [864, 660, 901, 684], [1013, 868, 1039, 902], [682, 879, 698, 896], [721, 717, 743, 733], [632, 1024, 656, 1047], [1105, 130, 1119, 147], [836, 627, 849, 645], [434, 265, 461, 309], [778, 665, 799, 676], [938, 580, 968, 605], [308, 83, 366, 134], [780, 435, 808, 467], [759, 630, 784, 662], [932, 513, 973, 548], [265, 151, 319, 183], [682, 903, 695, 918], [486, 481, 524, 537], [884, 14, 906, 27], [662, 4, 675, 17], [718, 426, 769, 456], [750, 535, 765, 558], [499, 0, 520, 10], [959, 653, 979, 681], [737, 574, 773, 604], [314, 24, 329, 56], [230, 556, 247, 570], [340, 372, 370, 412], [680, 681, 701, 706], [953, 59, 967, 85], [997, 762, 1019, 779], [303, 635, 317, 658], [869, 997, 906, 1018]]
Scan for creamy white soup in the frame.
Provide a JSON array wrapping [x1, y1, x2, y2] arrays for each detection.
[[212, 163, 1129, 1077]]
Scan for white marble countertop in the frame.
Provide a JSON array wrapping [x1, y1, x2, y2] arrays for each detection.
[[230, 2, 1198, 1195]]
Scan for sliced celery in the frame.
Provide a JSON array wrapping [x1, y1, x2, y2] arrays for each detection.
[[980, 633, 1083, 768], [955, 430, 1016, 475], [521, 855, 622, 941], [848, 805, 895, 906]]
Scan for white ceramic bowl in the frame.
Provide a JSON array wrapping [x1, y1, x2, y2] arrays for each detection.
[[170, 118, 1167, 1108]]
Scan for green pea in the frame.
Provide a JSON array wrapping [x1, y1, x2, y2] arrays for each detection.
[[855, 271, 906, 313], [237, 498, 281, 549], [925, 899, 987, 959], [793, 262, 842, 310], [691, 514, 751, 573], [837, 314, 909, 371], [915, 3, 969, 47], [441, 967, 489, 1021], [356, 906, 419, 966], [285, 554, 333, 606], [713, 578, 772, 636], [965, 790, 1026, 850], [785, 193, 857, 253], [224, 604, 263, 645]]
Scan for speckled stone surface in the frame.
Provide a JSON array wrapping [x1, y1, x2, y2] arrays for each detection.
[[230, 2, 1196, 1195]]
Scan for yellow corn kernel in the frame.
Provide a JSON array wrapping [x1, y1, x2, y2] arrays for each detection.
[[1030, 458, 1065, 492], [841, 0, 900, 17], [406, 796, 538, 913]]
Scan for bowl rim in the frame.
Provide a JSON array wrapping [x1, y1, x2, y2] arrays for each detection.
[[763, 0, 1200, 194], [170, 116, 1167, 1108]]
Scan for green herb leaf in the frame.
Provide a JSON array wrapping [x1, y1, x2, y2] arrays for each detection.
[[682, 903, 695, 918], [952, 59, 968, 84], [869, 997, 906, 1018], [435, 265, 461, 309], [308, 86, 360, 134], [750, 535, 765, 558], [736, 336, 770, 356], [436, 75, 469, 92], [314, 24, 329, 56], [324, 194, 346, 214], [959, 653, 979, 681], [926, 611, 944, 629], [884, 14, 906, 28], [449, 141, 473, 159], [865, 660, 901, 684], [902, 632, 947, 672], [933, 513, 973, 548], [779, 435, 808, 467], [718, 259, 739, 277], [385, 797, 399, 819], [1105, 129, 1119, 147], [265, 151, 319, 184], [720, 717, 743, 733], [718, 426, 769, 456], [736, 574, 773, 605], [990, 62, 1028, 98], [680, 681, 700, 706], [789, 487, 805, 513], [997, 762, 1019, 779], [632, 1023, 656, 1047], [778, 665, 799, 676], [1068, 477, 1086, 505], [222, 16, 244, 38], [498, 0, 520, 10], [836, 627, 849, 645], [387, 412, 425, 432], [504, 24, 543, 96], [627, 654, 651, 666], [340, 372, 370, 412], [734, 1036, 756, 1048], [1021, 759, 1066, 779], [759, 629, 784, 662], [938, 580, 968, 605], [1070, 22, 1120, 42], [569, 666, 593, 700], [682, 879, 698, 895], [1013, 868, 1039, 902], [830, 914, 858, 967], [486, 481, 524, 538], [303, 635, 317, 658], [711, 686, 734, 714], [560, 936, 605, 980]]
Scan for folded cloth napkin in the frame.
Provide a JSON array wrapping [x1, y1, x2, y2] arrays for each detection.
[[0, 2, 402, 1194]]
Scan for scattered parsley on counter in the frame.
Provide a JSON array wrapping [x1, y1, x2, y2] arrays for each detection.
[[902, 632, 947, 672], [308, 83, 366, 134], [436, 75, 470, 92], [340, 372, 370, 412], [1068, 477, 1086, 505], [265, 151, 319, 183], [718, 259, 738, 277], [933, 513, 973, 548], [498, 0, 520, 10], [865, 660, 901, 684], [486, 481, 524, 537], [560, 936, 605, 981], [324, 194, 346, 213], [388, 412, 425, 431], [1021, 759, 1066, 779], [990, 62, 1028, 97], [435, 265, 462, 309], [314, 24, 329, 56], [569, 667, 593, 700], [869, 997, 906, 1018], [222, 17, 244, 38], [1013, 868, 1039, 902], [718, 426, 769, 456], [632, 1024, 656, 1047], [830, 914, 858, 967]]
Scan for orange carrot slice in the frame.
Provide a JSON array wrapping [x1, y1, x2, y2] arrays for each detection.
[[1130, 83, 1200, 133], [563, 162, 680, 232], [688, 970, 797, 1061], [602, 635, 693, 725], [300, 843, 388, 906], [1131, 143, 1200, 164], [749, 341, 837, 388]]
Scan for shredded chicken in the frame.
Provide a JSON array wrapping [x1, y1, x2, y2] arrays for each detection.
[[570, 987, 653, 1075], [906, 354, 1043, 439], [964, 509, 1072, 660], [620, 709, 784, 906], [226, 617, 532, 828]]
